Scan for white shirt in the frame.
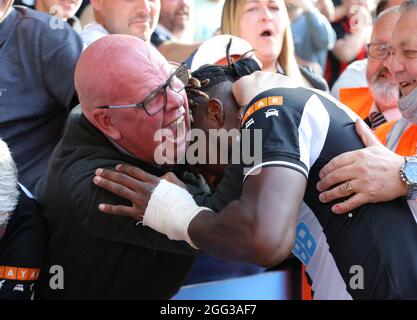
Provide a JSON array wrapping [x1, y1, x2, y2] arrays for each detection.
[[80, 22, 109, 47], [330, 59, 368, 100]]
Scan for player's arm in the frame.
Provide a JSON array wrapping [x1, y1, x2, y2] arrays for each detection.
[[188, 167, 305, 267], [94, 162, 305, 267]]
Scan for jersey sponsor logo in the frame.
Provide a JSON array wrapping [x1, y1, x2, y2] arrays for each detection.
[[245, 118, 255, 129], [241, 95, 284, 124], [265, 109, 279, 118], [28, 268, 40, 281], [4, 267, 17, 280], [242, 105, 255, 124], [293, 222, 317, 265], [13, 284, 25, 292], [268, 96, 283, 106], [0, 266, 40, 281], [254, 98, 268, 111], [17, 268, 30, 281]]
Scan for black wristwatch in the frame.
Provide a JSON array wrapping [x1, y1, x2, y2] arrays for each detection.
[[400, 156, 417, 200]]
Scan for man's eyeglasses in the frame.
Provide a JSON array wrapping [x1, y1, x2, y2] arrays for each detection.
[[96, 63, 190, 116], [367, 42, 417, 60], [367, 43, 392, 60]]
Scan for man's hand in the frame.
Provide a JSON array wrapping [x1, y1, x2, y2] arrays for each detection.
[[232, 71, 296, 107], [93, 164, 185, 220], [316, 119, 407, 214]]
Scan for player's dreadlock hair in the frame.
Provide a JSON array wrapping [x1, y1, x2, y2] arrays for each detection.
[[401, 0, 417, 12], [186, 42, 261, 122]]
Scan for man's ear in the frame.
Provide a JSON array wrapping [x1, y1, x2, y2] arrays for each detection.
[[207, 98, 225, 126], [91, 109, 122, 141]]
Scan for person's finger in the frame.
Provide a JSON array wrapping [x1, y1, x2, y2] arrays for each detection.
[[331, 192, 368, 214], [319, 179, 357, 203], [319, 151, 356, 179], [355, 119, 381, 147], [116, 164, 159, 183], [98, 203, 143, 220], [161, 172, 186, 189], [93, 175, 145, 202], [317, 165, 358, 192], [96, 168, 147, 191]]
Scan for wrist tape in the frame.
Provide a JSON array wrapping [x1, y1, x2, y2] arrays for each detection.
[[144, 179, 212, 248]]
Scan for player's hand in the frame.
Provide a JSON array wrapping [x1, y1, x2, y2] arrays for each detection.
[[232, 71, 296, 107], [93, 164, 186, 220], [316, 119, 407, 214]]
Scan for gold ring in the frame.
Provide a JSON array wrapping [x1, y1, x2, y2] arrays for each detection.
[[345, 180, 353, 193]]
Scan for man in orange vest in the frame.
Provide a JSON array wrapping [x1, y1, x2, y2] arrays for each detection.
[[317, 0, 417, 214], [338, 6, 402, 129], [373, 4, 417, 156], [374, 117, 417, 156]]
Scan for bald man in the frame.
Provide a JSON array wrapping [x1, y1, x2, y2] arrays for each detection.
[[34, 35, 196, 299]]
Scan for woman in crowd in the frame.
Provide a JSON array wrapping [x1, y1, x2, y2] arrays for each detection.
[[221, 0, 328, 90]]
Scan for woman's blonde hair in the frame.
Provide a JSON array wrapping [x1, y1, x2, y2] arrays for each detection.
[[221, 0, 303, 81]]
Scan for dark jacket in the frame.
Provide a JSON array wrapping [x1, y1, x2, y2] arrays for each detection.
[[35, 107, 196, 299]]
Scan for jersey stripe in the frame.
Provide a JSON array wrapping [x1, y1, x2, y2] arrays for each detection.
[[244, 160, 308, 181]]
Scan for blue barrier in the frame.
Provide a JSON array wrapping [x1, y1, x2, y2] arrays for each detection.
[[172, 271, 289, 300]]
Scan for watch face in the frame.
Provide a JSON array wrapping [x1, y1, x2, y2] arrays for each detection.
[[404, 161, 417, 184]]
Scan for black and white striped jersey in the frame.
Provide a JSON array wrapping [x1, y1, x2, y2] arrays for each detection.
[[239, 87, 417, 299]]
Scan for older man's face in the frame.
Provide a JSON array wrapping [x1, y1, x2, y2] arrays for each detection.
[[111, 61, 190, 164], [159, 0, 190, 34], [37, 0, 83, 20], [366, 12, 401, 110], [0, 0, 13, 22], [92, 0, 160, 42], [387, 9, 417, 97], [77, 36, 190, 164]]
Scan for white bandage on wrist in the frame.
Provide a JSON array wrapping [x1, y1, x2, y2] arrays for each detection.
[[143, 179, 212, 249]]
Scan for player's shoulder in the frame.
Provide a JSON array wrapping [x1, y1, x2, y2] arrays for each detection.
[[241, 87, 329, 126], [249, 87, 317, 105], [246, 87, 334, 111]]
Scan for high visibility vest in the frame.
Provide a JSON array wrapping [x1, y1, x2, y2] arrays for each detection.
[[375, 118, 417, 156], [339, 87, 374, 119], [302, 264, 313, 300]]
